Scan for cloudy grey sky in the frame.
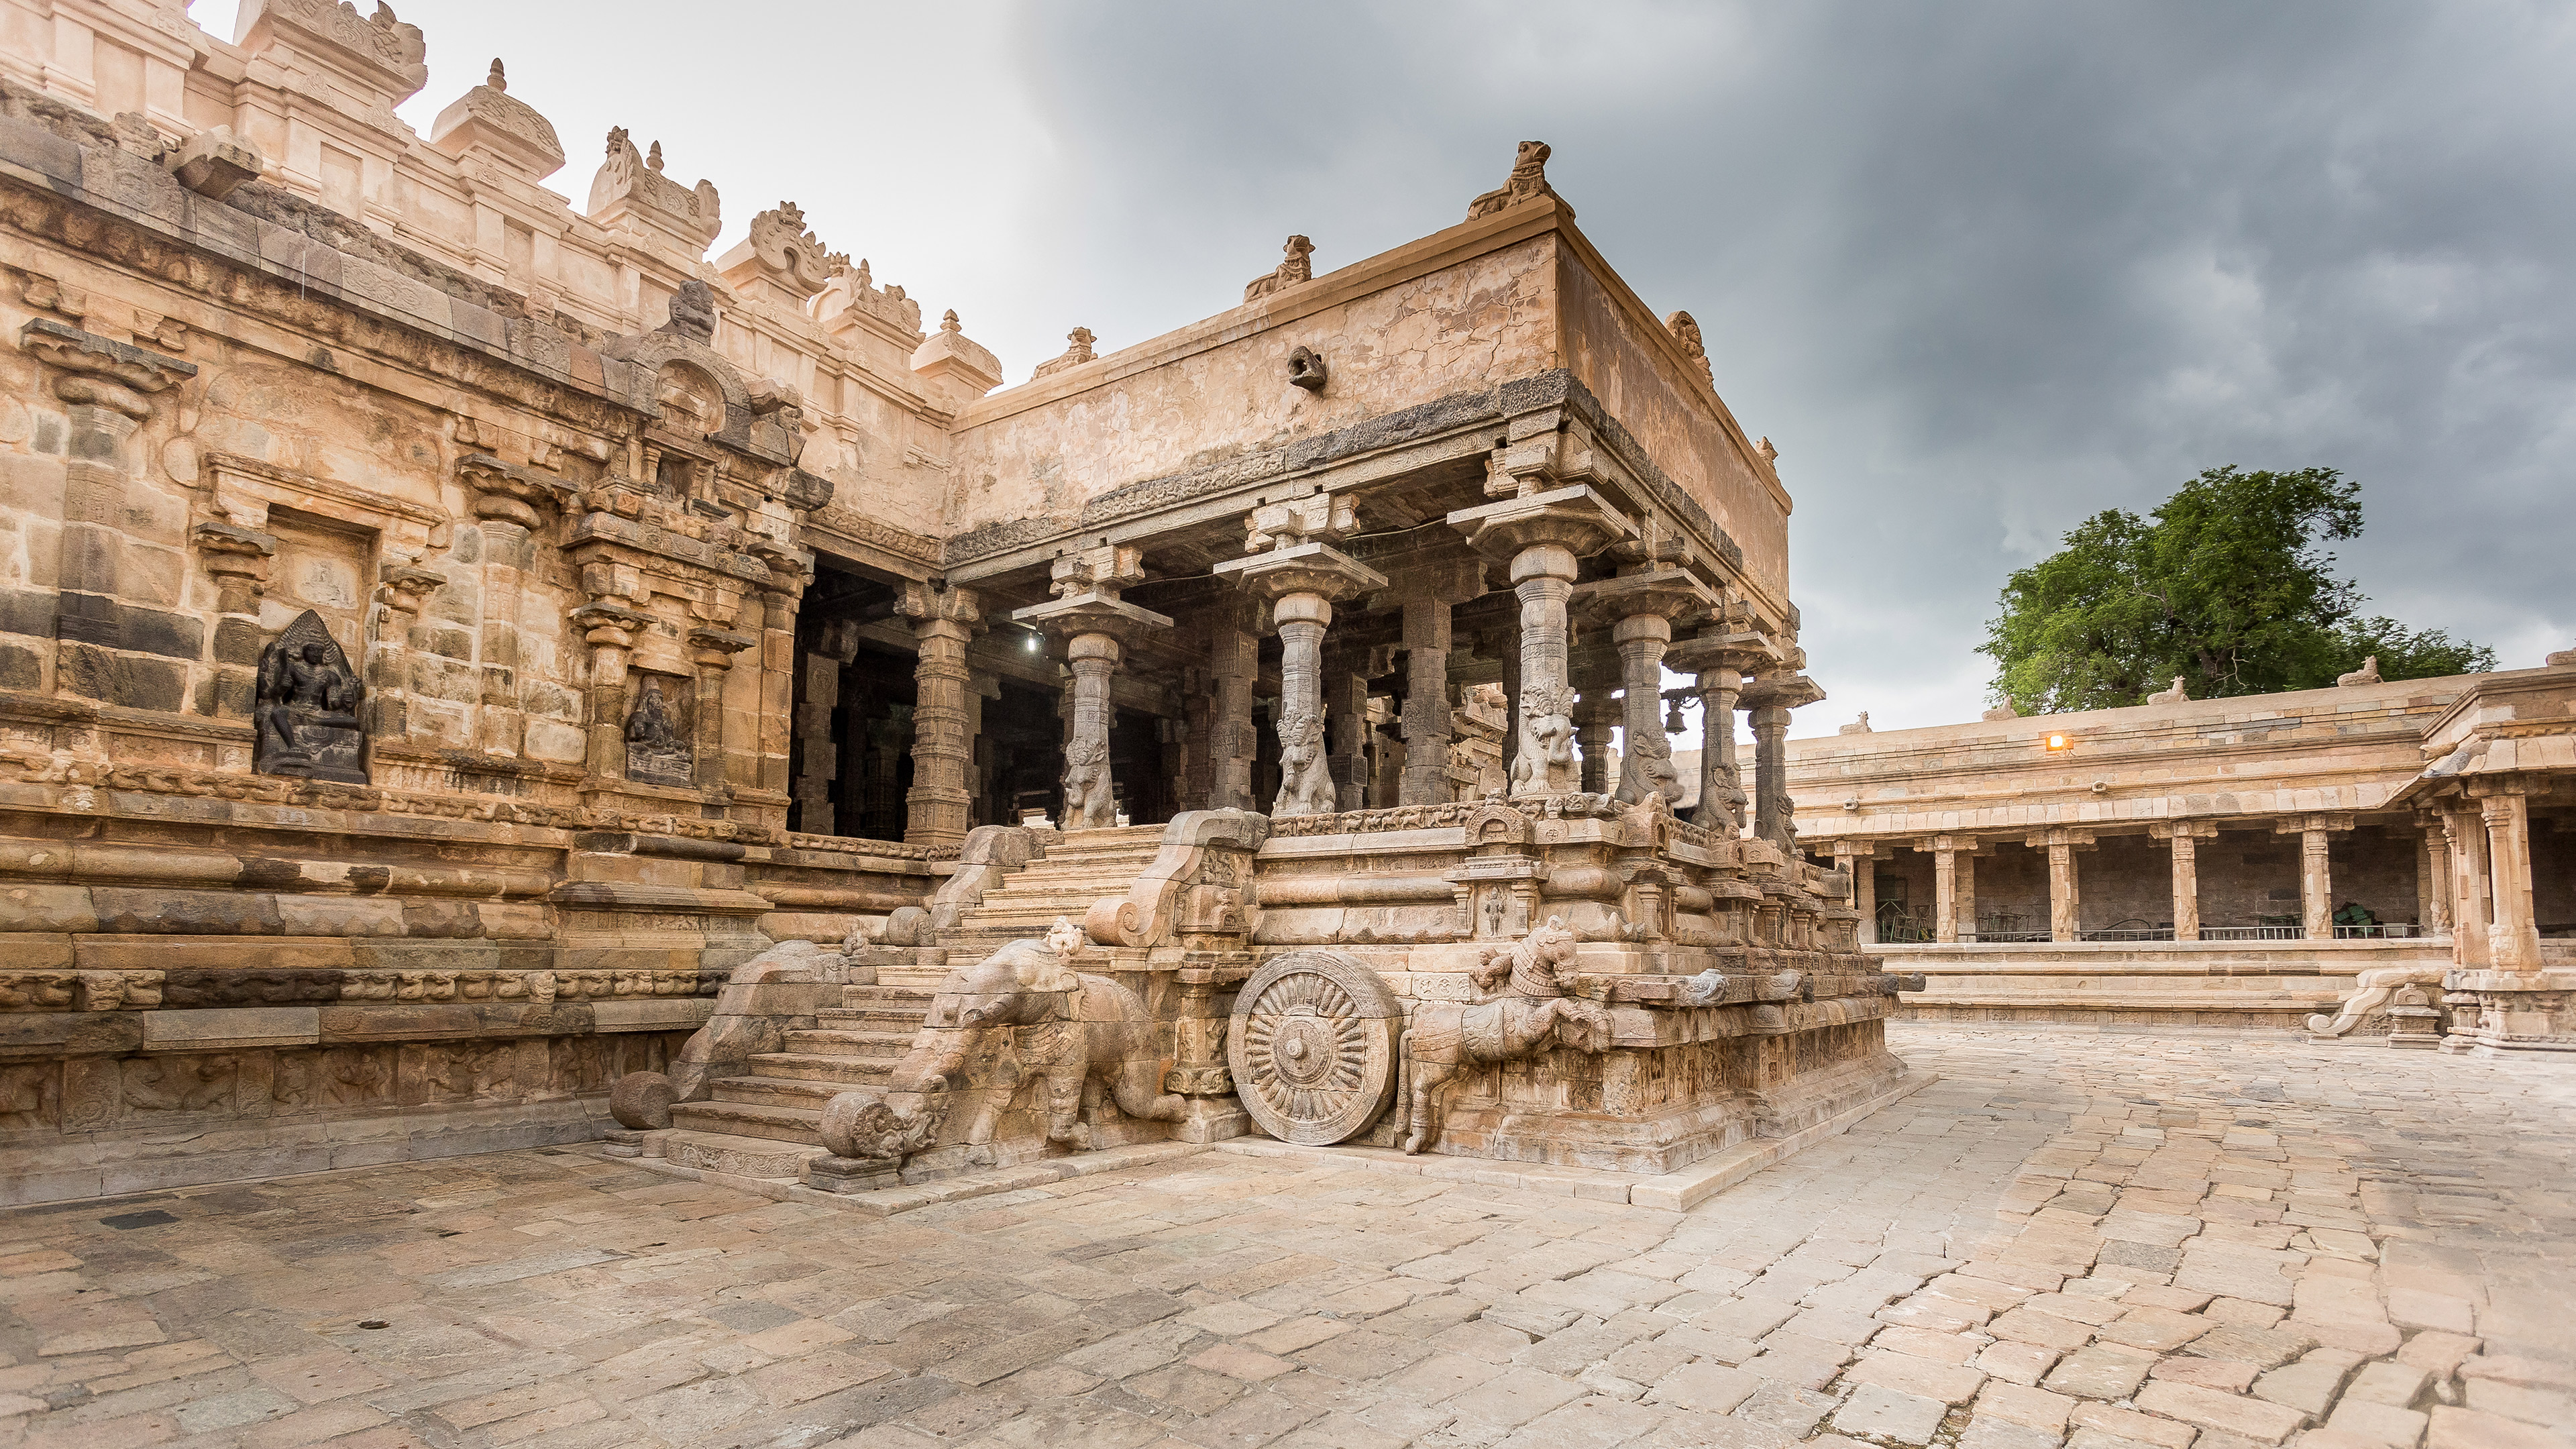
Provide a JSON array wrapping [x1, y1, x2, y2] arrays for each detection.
[[202, 1, 2576, 733]]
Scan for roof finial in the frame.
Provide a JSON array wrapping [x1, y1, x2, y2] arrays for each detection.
[[647, 140, 665, 173], [941, 309, 961, 333], [486, 58, 506, 93]]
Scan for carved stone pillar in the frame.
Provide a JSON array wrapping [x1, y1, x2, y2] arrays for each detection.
[[792, 618, 860, 835], [1209, 601, 1258, 812], [1572, 690, 1618, 795], [1733, 665, 1823, 846], [1398, 594, 1457, 806], [1836, 840, 1878, 943], [1665, 614, 1785, 835], [1214, 497, 1387, 818], [1448, 485, 1630, 800], [2479, 789, 2544, 971], [2277, 814, 2352, 940], [1919, 834, 1975, 943], [898, 582, 981, 845], [2445, 807, 2493, 970], [1574, 568, 1714, 809], [2027, 828, 2096, 942], [2152, 820, 2214, 942], [1955, 851, 1978, 943], [1326, 653, 1370, 812], [2419, 813, 2452, 935], [1015, 546, 1171, 830]]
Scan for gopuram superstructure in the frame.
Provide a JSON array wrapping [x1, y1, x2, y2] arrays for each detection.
[[0, 3, 1919, 1206]]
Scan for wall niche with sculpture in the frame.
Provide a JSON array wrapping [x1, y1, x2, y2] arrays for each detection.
[[624, 673, 694, 786], [253, 610, 368, 783]]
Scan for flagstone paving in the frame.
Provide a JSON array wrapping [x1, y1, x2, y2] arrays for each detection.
[[1, 1025, 2571, 1449]]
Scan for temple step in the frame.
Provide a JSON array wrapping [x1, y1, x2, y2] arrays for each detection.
[[784, 1028, 912, 1058], [661, 1130, 810, 1179], [751, 1051, 900, 1085], [710, 1074, 847, 1111], [812, 1007, 929, 1031], [665, 1099, 822, 1145]]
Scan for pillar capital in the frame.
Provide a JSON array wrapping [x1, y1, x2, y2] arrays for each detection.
[[457, 453, 578, 528], [1739, 673, 1827, 712], [1914, 833, 1986, 855], [1012, 592, 1171, 647], [2148, 819, 2221, 841], [897, 580, 983, 631], [19, 317, 196, 418], [1214, 541, 1387, 613], [2023, 828, 2098, 851], [688, 625, 756, 669], [376, 562, 448, 619], [1664, 624, 1785, 680], [1570, 567, 1718, 633], [1445, 484, 1633, 565], [2273, 813, 2356, 837]]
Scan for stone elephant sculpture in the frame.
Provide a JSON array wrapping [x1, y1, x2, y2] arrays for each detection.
[[889, 924, 1185, 1150]]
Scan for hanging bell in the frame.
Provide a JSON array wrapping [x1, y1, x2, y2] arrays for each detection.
[[1664, 697, 1688, 734]]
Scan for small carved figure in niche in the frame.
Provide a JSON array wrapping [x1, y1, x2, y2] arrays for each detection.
[[254, 610, 366, 783], [663, 278, 717, 345], [624, 677, 694, 786]]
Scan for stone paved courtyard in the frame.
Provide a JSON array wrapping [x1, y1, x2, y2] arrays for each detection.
[[2, 1026, 2571, 1449]]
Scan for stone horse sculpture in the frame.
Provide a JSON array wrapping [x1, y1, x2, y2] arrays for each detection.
[[885, 916, 1184, 1150], [1400, 916, 1609, 1155]]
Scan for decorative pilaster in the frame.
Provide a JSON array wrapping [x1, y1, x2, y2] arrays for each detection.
[[369, 561, 447, 742], [1447, 484, 1632, 799], [1015, 546, 1171, 830], [1214, 497, 1387, 818], [23, 319, 197, 709], [570, 596, 651, 783], [688, 623, 755, 791], [460, 453, 576, 757], [897, 582, 982, 845]]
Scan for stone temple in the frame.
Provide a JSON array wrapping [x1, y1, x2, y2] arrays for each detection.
[[0, 2, 1919, 1208]]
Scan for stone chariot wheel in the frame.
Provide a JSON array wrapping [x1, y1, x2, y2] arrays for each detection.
[[1228, 951, 1402, 1145]]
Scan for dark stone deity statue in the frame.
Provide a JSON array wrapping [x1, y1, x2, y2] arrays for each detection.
[[253, 610, 366, 784], [624, 676, 693, 786]]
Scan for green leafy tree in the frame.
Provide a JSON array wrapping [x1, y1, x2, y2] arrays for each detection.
[[1981, 466, 2495, 714]]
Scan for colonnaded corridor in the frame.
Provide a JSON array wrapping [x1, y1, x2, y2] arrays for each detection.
[[0, 1026, 2567, 1449]]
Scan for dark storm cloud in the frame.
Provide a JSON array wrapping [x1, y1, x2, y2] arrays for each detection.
[[1007, 1, 2576, 729]]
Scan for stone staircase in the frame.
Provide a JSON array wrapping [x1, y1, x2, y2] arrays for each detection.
[[659, 825, 1167, 1178]]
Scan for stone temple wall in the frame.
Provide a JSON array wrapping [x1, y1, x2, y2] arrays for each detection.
[[0, 5, 973, 1201]]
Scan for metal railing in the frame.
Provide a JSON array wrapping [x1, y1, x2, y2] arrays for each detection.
[[2199, 926, 2307, 941], [2078, 928, 2176, 942], [2332, 922, 2422, 939]]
